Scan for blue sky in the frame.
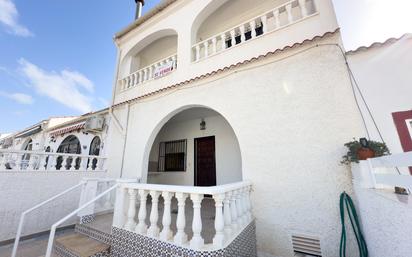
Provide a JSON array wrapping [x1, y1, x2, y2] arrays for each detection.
[[0, 0, 411, 133]]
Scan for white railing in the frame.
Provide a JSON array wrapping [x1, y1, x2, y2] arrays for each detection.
[[118, 54, 178, 92], [113, 181, 253, 251], [192, 0, 317, 62], [0, 149, 107, 172], [353, 151, 412, 191], [44, 181, 120, 257]]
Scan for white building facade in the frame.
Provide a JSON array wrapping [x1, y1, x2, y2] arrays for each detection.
[[104, 0, 366, 256]]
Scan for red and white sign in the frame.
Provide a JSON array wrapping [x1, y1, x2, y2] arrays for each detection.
[[153, 60, 175, 79]]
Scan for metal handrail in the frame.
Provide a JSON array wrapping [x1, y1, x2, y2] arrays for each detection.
[[11, 182, 86, 257], [44, 183, 119, 257]]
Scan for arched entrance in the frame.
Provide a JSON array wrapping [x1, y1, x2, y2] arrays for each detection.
[[56, 135, 81, 170], [146, 107, 242, 186], [88, 136, 101, 170]]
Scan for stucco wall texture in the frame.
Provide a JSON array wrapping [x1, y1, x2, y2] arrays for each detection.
[[106, 32, 366, 257], [0, 172, 106, 242]]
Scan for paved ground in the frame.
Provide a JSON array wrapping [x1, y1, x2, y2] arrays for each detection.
[[0, 229, 74, 257]]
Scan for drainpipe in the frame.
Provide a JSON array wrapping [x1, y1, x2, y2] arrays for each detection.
[[134, 0, 145, 20]]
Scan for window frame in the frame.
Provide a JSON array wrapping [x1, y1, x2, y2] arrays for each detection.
[[157, 139, 187, 172]]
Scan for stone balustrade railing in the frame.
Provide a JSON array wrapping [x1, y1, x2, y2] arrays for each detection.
[[192, 0, 317, 62], [118, 54, 178, 92], [0, 149, 107, 172], [113, 181, 253, 251]]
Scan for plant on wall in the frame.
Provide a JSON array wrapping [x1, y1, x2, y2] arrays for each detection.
[[341, 138, 390, 165]]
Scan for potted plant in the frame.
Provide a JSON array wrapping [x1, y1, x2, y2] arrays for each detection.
[[341, 138, 390, 165]]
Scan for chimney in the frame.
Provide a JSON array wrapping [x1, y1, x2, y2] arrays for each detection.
[[135, 0, 145, 20]]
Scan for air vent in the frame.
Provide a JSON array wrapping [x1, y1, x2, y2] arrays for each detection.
[[292, 234, 322, 257]]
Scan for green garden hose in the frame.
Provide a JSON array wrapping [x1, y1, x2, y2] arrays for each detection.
[[339, 192, 368, 257]]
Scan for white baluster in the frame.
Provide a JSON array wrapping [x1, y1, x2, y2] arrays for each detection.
[[28, 154, 37, 170], [136, 189, 148, 234], [49, 155, 57, 171], [230, 191, 238, 231], [203, 41, 209, 58], [87, 157, 93, 171], [0, 153, 7, 170], [241, 188, 248, 223], [230, 30, 236, 47], [139, 70, 144, 84], [125, 189, 137, 230], [261, 14, 268, 34], [211, 37, 217, 55], [190, 193, 204, 249], [246, 185, 252, 221], [221, 33, 227, 50], [195, 44, 201, 61], [286, 3, 294, 23], [147, 191, 160, 238], [104, 181, 112, 209], [69, 156, 78, 171], [236, 189, 245, 225], [239, 24, 246, 43], [249, 20, 256, 39], [160, 191, 173, 241], [39, 154, 47, 171], [15, 154, 23, 171], [299, 0, 308, 17], [213, 193, 225, 248], [148, 66, 153, 80], [174, 192, 188, 245], [273, 9, 280, 28], [224, 191, 232, 238], [171, 55, 177, 69]]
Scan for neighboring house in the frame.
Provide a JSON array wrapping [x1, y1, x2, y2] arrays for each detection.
[[346, 34, 412, 173], [0, 133, 13, 149], [45, 108, 109, 157]]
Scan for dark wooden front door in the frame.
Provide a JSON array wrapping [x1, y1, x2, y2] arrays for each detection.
[[194, 136, 216, 187]]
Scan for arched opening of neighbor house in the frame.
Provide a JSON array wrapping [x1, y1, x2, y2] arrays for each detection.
[[89, 136, 101, 169], [146, 107, 242, 186], [56, 135, 81, 170]]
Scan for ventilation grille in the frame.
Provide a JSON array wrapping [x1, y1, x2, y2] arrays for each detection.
[[292, 234, 322, 257]]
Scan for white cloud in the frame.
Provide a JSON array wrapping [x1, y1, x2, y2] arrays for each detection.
[[0, 91, 33, 104], [0, 0, 33, 37], [18, 58, 95, 113]]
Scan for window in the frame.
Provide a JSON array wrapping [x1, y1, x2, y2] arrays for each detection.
[[225, 22, 264, 48], [158, 139, 187, 171]]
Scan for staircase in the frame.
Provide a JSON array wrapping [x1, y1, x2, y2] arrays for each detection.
[[53, 213, 113, 257]]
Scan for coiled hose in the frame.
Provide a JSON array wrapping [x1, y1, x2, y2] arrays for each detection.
[[339, 192, 368, 257]]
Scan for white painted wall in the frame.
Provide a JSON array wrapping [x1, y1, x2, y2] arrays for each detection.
[[131, 35, 178, 72], [347, 35, 412, 156], [0, 172, 106, 242], [106, 32, 365, 257], [147, 113, 242, 186], [351, 163, 412, 257]]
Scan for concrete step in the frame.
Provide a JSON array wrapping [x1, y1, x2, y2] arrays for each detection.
[[54, 233, 110, 257]]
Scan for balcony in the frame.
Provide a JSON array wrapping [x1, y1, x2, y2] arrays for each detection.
[[112, 181, 254, 254], [0, 149, 107, 172], [192, 0, 317, 62], [117, 54, 177, 93]]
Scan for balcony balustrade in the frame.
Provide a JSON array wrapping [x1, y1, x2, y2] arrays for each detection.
[[118, 54, 177, 92], [0, 149, 107, 172], [113, 181, 253, 251], [192, 0, 317, 62]]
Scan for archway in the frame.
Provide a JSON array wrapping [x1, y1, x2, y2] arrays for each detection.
[[89, 136, 101, 170], [145, 106, 242, 186], [56, 135, 81, 170]]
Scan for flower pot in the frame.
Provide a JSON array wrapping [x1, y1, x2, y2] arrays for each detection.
[[357, 147, 375, 160]]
